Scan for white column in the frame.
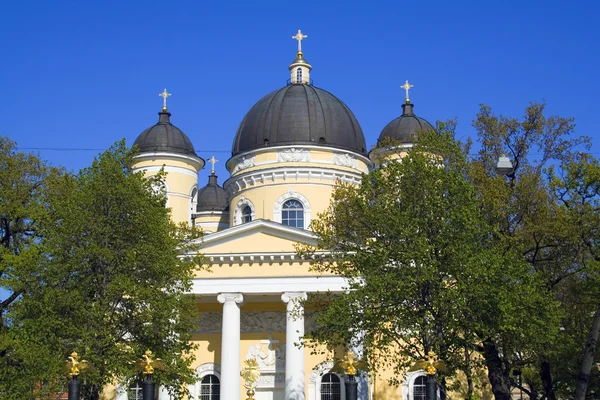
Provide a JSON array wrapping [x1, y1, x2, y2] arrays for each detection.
[[281, 292, 308, 400], [217, 292, 244, 400]]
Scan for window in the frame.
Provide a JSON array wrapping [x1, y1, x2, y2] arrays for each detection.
[[128, 381, 143, 400], [413, 375, 426, 400], [296, 67, 303, 83], [200, 374, 220, 400], [282, 199, 304, 229], [242, 205, 252, 223], [320, 373, 341, 400]]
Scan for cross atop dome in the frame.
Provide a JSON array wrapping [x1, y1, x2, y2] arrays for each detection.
[[159, 88, 171, 111], [289, 29, 312, 85], [400, 80, 413, 104], [292, 29, 307, 53]]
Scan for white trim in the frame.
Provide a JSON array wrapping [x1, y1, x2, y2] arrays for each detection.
[[189, 363, 221, 400], [233, 196, 256, 226], [224, 166, 363, 196], [308, 361, 346, 400], [189, 276, 349, 295], [227, 145, 372, 173], [402, 370, 426, 400], [134, 151, 204, 170], [192, 219, 317, 250], [133, 164, 199, 180], [273, 189, 311, 229]]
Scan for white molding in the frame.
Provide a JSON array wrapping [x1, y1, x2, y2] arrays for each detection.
[[273, 189, 311, 229], [227, 145, 372, 173], [189, 363, 222, 400], [133, 164, 200, 180], [232, 154, 256, 174], [233, 196, 256, 226], [277, 147, 311, 162], [189, 276, 349, 295], [402, 370, 426, 400], [308, 361, 346, 400], [192, 219, 317, 250], [224, 166, 363, 197], [134, 152, 204, 170]]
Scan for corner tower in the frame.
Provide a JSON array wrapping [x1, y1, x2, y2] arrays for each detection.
[[225, 31, 371, 229], [132, 89, 205, 224]]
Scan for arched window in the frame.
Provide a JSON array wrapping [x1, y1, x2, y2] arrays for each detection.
[[320, 373, 341, 400], [242, 205, 252, 223], [128, 381, 143, 400], [282, 199, 304, 229], [296, 67, 303, 83], [412, 375, 426, 400], [200, 374, 220, 399]]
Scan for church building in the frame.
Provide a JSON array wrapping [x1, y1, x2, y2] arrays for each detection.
[[127, 30, 435, 400]]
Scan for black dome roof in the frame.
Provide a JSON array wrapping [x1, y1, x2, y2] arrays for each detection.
[[232, 84, 366, 156], [134, 111, 197, 156], [378, 103, 435, 144], [196, 174, 228, 212]]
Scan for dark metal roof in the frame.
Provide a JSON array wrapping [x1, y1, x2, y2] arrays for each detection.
[[232, 84, 367, 156], [378, 103, 435, 144], [134, 111, 197, 156], [196, 174, 228, 212]]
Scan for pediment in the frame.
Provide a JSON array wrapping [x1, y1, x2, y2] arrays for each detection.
[[197, 219, 317, 255]]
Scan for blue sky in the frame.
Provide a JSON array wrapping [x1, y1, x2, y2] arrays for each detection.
[[2, 0, 599, 180]]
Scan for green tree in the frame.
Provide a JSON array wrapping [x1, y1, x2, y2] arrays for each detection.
[[299, 127, 558, 400], [0, 137, 64, 395], [7, 141, 203, 400], [550, 153, 600, 400], [468, 102, 592, 400]]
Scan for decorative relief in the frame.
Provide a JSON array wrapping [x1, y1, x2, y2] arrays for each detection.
[[332, 153, 358, 168], [232, 154, 256, 174], [241, 311, 287, 332], [193, 311, 287, 334], [196, 362, 221, 376], [277, 148, 310, 162], [245, 334, 286, 372], [308, 361, 335, 384]]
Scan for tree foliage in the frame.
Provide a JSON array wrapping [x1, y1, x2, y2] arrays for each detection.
[[299, 125, 559, 398], [1, 140, 203, 399]]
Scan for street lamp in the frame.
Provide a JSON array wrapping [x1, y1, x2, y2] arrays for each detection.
[[496, 155, 514, 175]]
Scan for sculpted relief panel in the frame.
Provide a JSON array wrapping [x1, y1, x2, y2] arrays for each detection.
[[194, 311, 287, 333], [277, 148, 310, 162]]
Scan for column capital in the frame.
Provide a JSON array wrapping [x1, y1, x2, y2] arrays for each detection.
[[281, 292, 307, 304], [217, 292, 244, 304]]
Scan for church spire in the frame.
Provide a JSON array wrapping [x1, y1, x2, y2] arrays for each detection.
[[289, 29, 312, 85]]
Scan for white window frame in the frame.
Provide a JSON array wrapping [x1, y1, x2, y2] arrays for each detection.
[[273, 189, 311, 229], [190, 185, 198, 223], [402, 371, 434, 400], [308, 361, 346, 400], [233, 196, 255, 226], [188, 363, 221, 400]]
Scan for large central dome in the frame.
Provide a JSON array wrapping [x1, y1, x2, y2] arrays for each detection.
[[232, 84, 367, 156]]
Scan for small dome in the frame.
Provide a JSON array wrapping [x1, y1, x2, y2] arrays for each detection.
[[197, 174, 228, 212], [378, 103, 435, 144], [232, 84, 366, 156], [134, 111, 196, 156]]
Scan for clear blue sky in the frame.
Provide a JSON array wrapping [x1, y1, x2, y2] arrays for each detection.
[[2, 0, 599, 180]]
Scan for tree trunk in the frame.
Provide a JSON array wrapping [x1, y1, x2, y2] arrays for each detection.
[[482, 338, 512, 400], [574, 297, 600, 400], [540, 358, 556, 400]]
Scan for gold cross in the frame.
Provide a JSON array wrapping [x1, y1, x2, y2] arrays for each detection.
[[208, 156, 218, 174], [292, 29, 308, 53], [401, 80, 414, 103], [159, 88, 171, 111]]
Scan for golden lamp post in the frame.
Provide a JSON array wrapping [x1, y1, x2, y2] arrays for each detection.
[[135, 350, 166, 400], [240, 358, 261, 400], [331, 351, 369, 400], [408, 351, 447, 400]]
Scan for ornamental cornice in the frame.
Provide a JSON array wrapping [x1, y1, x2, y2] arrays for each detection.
[[227, 145, 373, 174], [223, 166, 363, 196]]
